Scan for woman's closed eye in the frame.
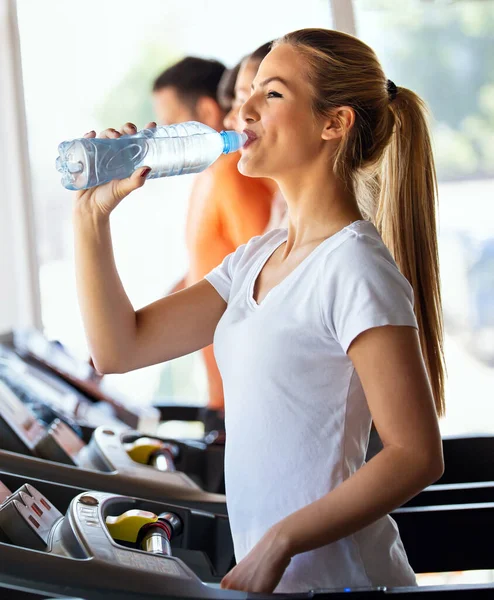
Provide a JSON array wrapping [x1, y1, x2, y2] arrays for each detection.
[[266, 90, 283, 99]]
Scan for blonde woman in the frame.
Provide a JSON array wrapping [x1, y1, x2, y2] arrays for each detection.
[[74, 28, 445, 593]]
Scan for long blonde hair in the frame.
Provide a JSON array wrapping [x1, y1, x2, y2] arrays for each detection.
[[276, 28, 446, 416]]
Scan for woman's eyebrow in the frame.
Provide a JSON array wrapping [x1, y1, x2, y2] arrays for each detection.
[[251, 76, 290, 91]]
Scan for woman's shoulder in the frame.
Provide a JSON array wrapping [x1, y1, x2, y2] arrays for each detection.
[[320, 220, 410, 288], [238, 227, 288, 260], [328, 220, 394, 264]]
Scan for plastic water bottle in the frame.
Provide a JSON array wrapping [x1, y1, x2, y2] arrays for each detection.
[[55, 121, 247, 191]]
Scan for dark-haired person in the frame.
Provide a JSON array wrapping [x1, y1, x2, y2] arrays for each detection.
[[74, 29, 445, 593], [152, 56, 273, 410], [152, 56, 226, 130]]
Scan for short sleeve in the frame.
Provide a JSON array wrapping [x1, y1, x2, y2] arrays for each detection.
[[320, 232, 418, 354], [204, 242, 248, 303]]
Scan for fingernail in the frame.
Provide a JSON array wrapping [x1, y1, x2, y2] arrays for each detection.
[[84, 131, 93, 136], [140, 167, 151, 178]]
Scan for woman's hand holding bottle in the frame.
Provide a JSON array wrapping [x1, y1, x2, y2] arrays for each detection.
[[73, 121, 156, 219]]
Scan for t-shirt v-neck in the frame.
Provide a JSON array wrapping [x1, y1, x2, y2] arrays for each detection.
[[248, 223, 363, 309]]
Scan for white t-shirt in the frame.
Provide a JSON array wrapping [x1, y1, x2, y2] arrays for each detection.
[[204, 220, 418, 593]]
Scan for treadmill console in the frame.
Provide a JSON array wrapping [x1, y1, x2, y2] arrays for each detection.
[[0, 479, 233, 596]]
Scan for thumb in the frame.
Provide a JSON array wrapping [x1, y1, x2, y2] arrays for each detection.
[[114, 166, 151, 200], [220, 569, 233, 589]]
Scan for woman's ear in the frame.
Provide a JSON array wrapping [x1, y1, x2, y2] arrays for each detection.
[[321, 106, 355, 141]]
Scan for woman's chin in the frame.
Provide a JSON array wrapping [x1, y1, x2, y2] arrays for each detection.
[[238, 154, 263, 178]]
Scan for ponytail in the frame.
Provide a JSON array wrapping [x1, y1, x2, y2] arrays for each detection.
[[376, 88, 446, 417], [278, 28, 446, 416]]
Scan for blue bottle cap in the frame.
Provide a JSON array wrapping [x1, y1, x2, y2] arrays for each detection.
[[220, 130, 248, 154]]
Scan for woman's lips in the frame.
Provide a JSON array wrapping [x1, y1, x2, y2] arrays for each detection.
[[242, 129, 258, 149]]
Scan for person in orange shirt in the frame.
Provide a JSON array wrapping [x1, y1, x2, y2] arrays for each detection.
[[152, 55, 275, 411]]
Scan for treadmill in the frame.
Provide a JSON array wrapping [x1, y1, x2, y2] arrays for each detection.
[[6, 327, 226, 492], [8, 327, 226, 491], [7, 327, 226, 440], [0, 472, 494, 600], [0, 380, 226, 513], [0, 342, 130, 441], [0, 334, 226, 512], [2, 329, 161, 432]]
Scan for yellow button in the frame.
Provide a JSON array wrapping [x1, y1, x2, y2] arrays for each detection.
[[106, 509, 158, 542], [125, 438, 164, 464]]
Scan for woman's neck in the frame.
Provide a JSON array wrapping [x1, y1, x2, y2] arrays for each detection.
[[277, 169, 364, 253]]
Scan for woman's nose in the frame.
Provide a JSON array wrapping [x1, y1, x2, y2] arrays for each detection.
[[239, 95, 258, 124]]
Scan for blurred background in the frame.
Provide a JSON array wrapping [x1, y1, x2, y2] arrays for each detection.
[[1, 0, 493, 436]]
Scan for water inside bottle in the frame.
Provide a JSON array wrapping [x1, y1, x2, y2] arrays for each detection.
[[56, 122, 247, 191]]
